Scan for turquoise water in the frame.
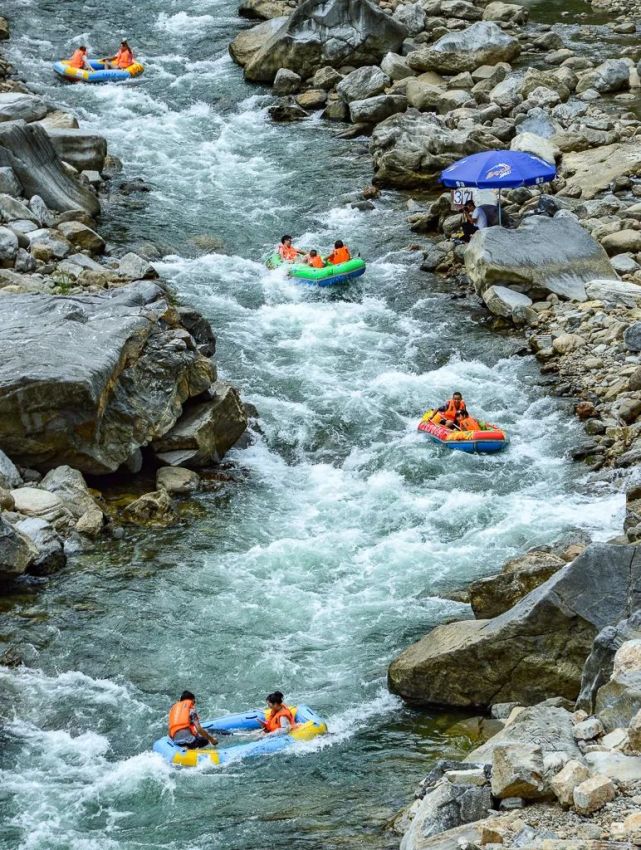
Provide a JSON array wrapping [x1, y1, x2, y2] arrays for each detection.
[[0, 1, 623, 848]]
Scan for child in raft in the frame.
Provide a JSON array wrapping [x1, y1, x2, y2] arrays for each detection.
[[304, 249, 325, 268]]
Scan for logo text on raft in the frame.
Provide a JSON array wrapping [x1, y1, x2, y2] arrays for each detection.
[[484, 163, 512, 179]]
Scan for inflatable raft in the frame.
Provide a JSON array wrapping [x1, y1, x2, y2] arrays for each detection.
[[418, 409, 508, 453], [153, 704, 328, 768], [266, 253, 366, 286], [53, 59, 144, 83]]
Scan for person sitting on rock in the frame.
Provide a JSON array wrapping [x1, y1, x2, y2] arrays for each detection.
[[461, 200, 487, 243], [327, 240, 351, 265], [259, 691, 298, 735], [68, 45, 92, 71], [168, 690, 218, 750], [305, 249, 324, 268], [278, 235, 305, 262], [105, 39, 134, 69], [432, 392, 468, 429]]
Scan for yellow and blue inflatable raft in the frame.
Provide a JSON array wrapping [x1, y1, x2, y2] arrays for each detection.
[[53, 59, 144, 83], [153, 704, 328, 768]]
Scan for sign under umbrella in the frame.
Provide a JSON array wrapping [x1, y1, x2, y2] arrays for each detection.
[[440, 150, 557, 225]]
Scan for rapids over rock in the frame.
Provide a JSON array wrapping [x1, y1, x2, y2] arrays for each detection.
[[0, 0, 626, 848]]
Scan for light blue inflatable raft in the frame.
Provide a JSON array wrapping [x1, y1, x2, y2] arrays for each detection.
[[153, 704, 328, 767]]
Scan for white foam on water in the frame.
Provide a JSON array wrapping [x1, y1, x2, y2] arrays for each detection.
[[155, 11, 216, 36]]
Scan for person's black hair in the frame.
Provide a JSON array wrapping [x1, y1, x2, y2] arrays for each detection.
[[334, 239, 344, 248], [309, 249, 318, 256], [281, 235, 292, 243], [453, 391, 462, 397], [79, 45, 87, 50], [267, 690, 284, 704], [180, 690, 196, 701], [121, 39, 129, 44]]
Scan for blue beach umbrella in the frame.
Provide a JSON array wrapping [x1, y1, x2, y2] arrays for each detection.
[[440, 150, 557, 224]]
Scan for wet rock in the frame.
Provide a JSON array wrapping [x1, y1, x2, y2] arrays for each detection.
[[576, 59, 630, 94], [14, 517, 65, 575], [152, 382, 248, 467], [469, 550, 565, 619], [573, 774, 615, 815], [0, 92, 48, 123], [121, 489, 178, 527], [268, 100, 309, 121], [349, 94, 407, 123], [0, 283, 217, 474], [388, 544, 641, 709], [491, 744, 548, 800], [337, 65, 390, 102], [156, 465, 201, 495], [44, 128, 107, 173], [407, 22, 520, 74], [56, 221, 105, 254], [465, 216, 616, 302], [550, 759, 591, 807], [39, 465, 101, 520], [243, 0, 407, 83], [0, 122, 99, 215], [273, 67, 301, 94], [0, 515, 36, 583], [370, 108, 501, 189], [229, 17, 288, 66], [118, 252, 157, 280]]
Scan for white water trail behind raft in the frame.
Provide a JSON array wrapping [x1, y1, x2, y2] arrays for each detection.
[[0, 0, 625, 847]]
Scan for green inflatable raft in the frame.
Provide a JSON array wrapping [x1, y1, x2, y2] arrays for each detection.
[[266, 253, 366, 287]]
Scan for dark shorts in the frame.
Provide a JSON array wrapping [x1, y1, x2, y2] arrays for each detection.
[[173, 731, 209, 749]]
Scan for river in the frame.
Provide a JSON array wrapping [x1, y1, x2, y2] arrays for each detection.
[[0, 1, 625, 848]]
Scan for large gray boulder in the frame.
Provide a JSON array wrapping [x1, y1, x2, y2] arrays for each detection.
[[0, 93, 48, 124], [388, 544, 641, 709], [0, 515, 36, 583], [465, 216, 617, 302], [370, 109, 501, 188], [0, 283, 218, 474], [44, 128, 107, 173], [560, 142, 641, 200], [0, 121, 99, 215], [407, 22, 520, 74], [349, 94, 407, 123], [243, 0, 407, 82]]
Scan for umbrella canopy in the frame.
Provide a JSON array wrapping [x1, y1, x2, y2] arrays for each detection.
[[441, 150, 556, 189]]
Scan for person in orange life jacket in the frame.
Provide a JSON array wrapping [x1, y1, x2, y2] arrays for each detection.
[[105, 39, 134, 69], [278, 234, 305, 262], [327, 240, 351, 265], [68, 45, 92, 70], [457, 413, 480, 431], [168, 690, 218, 749], [260, 691, 297, 735], [432, 391, 468, 429], [304, 249, 324, 268]]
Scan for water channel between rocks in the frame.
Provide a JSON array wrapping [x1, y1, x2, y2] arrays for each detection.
[[0, 0, 628, 848]]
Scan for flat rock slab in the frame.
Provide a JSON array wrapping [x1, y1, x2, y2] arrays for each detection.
[[585, 751, 641, 783], [561, 142, 641, 200]]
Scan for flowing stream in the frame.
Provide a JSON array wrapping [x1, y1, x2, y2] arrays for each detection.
[[0, 1, 626, 848]]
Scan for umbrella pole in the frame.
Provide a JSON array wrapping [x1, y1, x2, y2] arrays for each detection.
[[498, 189, 502, 226]]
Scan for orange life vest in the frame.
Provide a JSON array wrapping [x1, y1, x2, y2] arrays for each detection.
[[308, 255, 324, 268], [115, 48, 134, 69], [458, 415, 480, 431], [441, 398, 466, 422], [168, 699, 197, 739], [278, 243, 297, 261], [68, 49, 86, 69], [328, 246, 351, 265], [264, 705, 296, 733]]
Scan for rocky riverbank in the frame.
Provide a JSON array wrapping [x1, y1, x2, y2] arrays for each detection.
[[0, 19, 248, 588]]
